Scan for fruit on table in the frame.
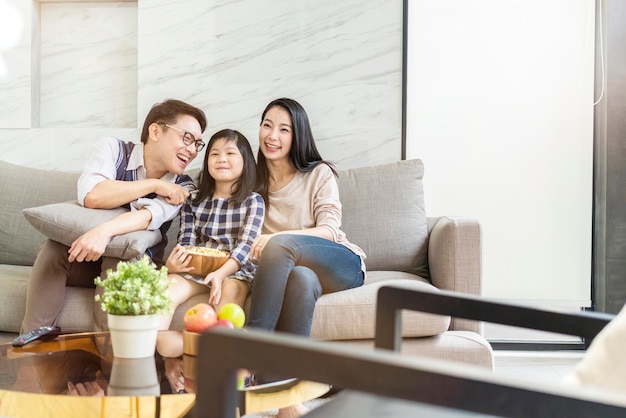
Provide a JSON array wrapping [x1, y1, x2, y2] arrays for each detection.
[[217, 303, 246, 328], [184, 303, 217, 332], [212, 319, 236, 329]]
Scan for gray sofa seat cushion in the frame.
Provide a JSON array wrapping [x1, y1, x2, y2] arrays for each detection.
[[0, 161, 80, 266], [0, 264, 94, 333], [335, 331, 494, 369], [0, 265, 31, 332], [310, 274, 450, 341], [338, 159, 429, 278]]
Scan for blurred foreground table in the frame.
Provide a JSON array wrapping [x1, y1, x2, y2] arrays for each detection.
[[0, 331, 329, 418], [0, 331, 194, 417]]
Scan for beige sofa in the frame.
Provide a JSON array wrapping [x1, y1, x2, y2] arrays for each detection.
[[0, 159, 493, 368]]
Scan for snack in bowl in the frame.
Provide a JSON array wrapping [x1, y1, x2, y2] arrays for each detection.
[[185, 246, 230, 276]]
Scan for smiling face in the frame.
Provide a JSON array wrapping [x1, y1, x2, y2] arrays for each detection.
[[149, 114, 204, 176], [259, 105, 293, 164], [207, 137, 244, 189]]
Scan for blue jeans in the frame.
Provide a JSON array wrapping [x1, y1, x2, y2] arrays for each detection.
[[246, 234, 364, 336]]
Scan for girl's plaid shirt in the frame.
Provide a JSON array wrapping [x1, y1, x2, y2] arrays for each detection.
[[178, 192, 265, 280]]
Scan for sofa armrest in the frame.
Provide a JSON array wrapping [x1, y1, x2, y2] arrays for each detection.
[[427, 216, 482, 333]]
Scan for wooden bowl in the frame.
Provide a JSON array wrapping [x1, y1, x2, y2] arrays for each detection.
[[185, 246, 229, 276]]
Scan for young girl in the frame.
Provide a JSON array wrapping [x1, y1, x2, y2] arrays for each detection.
[[156, 129, 264, 367]]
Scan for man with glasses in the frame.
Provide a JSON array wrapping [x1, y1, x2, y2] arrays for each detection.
[[21, 99, 207, 334]]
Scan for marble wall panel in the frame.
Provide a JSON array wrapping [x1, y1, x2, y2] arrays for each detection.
[[1, 128, 138, 171], [39, 2, 137, 128], [0, 0, 402, 172], [138, 0, 402, 169], [0, 0, 32, 128]]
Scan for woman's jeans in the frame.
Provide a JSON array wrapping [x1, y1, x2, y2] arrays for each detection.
[[246, 234, 364, 337]]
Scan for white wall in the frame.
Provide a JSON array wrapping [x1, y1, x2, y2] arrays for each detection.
[[1, 0, 596, 312], [406, 0, 595, 307]]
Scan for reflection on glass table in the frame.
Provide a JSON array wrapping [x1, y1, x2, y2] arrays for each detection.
[[0, 332, 194, 418]]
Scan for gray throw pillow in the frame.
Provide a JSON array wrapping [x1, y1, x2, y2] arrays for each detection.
[[23, 201, 162, 260], [338, 159, 429, 277]]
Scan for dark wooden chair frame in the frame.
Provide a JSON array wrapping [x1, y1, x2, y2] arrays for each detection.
[[194, 286, 623, 418]]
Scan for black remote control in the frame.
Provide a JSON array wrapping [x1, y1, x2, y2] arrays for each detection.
[[12, 326, 62, 347]]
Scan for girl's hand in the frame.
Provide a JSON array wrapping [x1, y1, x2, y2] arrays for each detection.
[[165, 244, 194, 274], [251, 234, 275, 262], [204, 273, 225, 306]]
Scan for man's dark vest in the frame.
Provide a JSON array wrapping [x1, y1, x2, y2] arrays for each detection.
[[114, 140, 191, 263]]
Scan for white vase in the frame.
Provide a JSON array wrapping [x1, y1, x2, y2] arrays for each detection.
[[108, 356, 160, 396], [107, 313, 160, 359]]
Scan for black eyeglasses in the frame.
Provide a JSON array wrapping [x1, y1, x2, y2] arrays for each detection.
[[160, 123, 205, 152]]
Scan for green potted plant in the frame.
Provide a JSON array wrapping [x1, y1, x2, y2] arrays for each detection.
[[95, 256, 172, 358]]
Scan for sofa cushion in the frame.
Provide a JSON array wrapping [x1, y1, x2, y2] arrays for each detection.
[[310, 273, 450, 340], [0, 161, 79, 266], [333, 332, 494, 369], [0, 265, 31, 332], [0, 264, 94, 333], [23, 201, 162, 260], [337, 159, 429, 277]]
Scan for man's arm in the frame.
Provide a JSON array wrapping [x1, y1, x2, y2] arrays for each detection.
[[83, 179, 189, 209], [68, 209, 152, 262], [77, 137, 188, 209]]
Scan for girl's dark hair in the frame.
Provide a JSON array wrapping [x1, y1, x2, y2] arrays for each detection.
[[141, 99, 207, 143], [256, 98, 335, 202], [194, 129, 256, 205]]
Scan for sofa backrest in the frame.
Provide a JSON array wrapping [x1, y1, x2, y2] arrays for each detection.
[[165, 161, 431, 276], [337, 159, 429, 277], [2, 159, 429, 278], [0, 160, 80, 266]]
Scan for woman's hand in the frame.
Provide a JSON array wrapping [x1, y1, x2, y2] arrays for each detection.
[[165, 244, 194, 274], [251, 234, 275, 262]]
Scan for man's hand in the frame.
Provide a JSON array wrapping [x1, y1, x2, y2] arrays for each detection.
[[67, 209, 152, 263], [68, 225, 111, 262], [154, 181, 190, 205]]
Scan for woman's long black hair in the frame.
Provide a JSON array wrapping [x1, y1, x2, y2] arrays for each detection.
[[256, 98, 335, 202], [194, 129, 256, 205]]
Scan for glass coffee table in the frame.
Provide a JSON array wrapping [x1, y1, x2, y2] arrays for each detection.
[[0, 331, 329, 418]]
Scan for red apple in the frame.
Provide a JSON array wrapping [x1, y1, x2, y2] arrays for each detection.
[[210, 319, 236, 329], [184, 303, 217, 332]]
